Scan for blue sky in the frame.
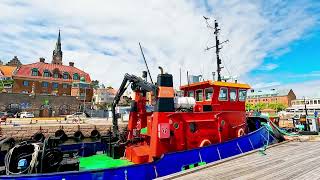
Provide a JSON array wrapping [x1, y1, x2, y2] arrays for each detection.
[[0, 0, 319, 97], [250, 28, 320, 84]]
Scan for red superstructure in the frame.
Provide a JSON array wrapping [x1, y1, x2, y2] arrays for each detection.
[[121, 72, 251, 164]]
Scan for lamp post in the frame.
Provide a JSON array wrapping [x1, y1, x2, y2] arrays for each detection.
[[303, 96, 310, 131], [83, 87, 86, 113]]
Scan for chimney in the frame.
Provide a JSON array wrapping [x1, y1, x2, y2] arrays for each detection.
[[39, 57, 45, 63], [69, 62, 74, 67]]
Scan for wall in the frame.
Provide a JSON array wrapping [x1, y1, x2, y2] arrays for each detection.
[[0, 123, 127, 140], [0, 93, 80, 116], [12, 78, 72, 96]]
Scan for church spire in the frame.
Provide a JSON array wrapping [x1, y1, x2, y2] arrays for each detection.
[[52, 30, 63, 65]]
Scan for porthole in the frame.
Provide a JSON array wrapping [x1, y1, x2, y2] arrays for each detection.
[[173, 122, 179, 129]]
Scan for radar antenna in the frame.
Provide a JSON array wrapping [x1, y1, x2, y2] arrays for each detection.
[[204, 16, 228, 81]]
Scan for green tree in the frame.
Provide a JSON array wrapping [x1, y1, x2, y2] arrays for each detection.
[[91, 80, 100, 89], [96, 102, 112, 110]]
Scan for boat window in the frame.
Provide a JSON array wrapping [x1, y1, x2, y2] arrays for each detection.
[[310, 101, 313, 105], [238, 89, 247, 101], [314, 100, 317, 104], [195, 89, 203, 101], [205, 88, 213, 101], [188, 91, 194, 97], [218, 87, 228, 101], [318, 100, 320, 104], [230, 88, 237, 101]]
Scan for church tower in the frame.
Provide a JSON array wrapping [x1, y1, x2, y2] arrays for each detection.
[[52, 30, 63, 65]]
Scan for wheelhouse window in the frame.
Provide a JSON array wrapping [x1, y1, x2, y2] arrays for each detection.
[[31, 68, 38, 76], [205, 88, 213, 101], [195, 89, 203, 101], [218, 87, 228, 101], [73, 73, 79, 80], [63, 72, 69, 79], [43, 70, 50, 77], [23, 80, 29, 86], [188, 91, 194, 97], [238, 89, 247, 101], [230, 88, 237, 101], [42, 82, 49, 88]]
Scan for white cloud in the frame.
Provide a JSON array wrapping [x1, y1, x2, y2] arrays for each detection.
[[258, 63, 279, 71], [252, 81, 281, 89], [274, 80, 320, 98], [0, 0, 319, 89]]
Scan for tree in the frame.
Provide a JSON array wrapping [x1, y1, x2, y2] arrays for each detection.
[[91, 80, 100, 89], [96, 102, 112, 110]]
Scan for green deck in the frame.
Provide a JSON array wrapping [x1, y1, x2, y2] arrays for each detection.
[[79, 154, 133, 170]]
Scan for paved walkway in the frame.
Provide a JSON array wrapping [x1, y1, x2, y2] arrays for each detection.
[[165, 141, 320, 180]]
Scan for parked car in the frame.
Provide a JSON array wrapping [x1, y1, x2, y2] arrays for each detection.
[[66, 112, 88, 120], [20, 112, 35, 118], [0, 112, 7, 121]]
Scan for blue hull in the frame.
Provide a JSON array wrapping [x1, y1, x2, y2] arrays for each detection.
[[0, 127, 275, 180]]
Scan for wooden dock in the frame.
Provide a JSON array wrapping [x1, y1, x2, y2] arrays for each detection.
[[161, 139, 320, 180]]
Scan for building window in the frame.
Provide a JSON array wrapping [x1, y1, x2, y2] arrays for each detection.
[[31, 69, 38, 76], [43, 70, 50, 77], [239, 89, 247, 101], [230, 88, 237, 101], [205, 88, 213, 101], [53, 82, 59, 89], [73, 73, 79, 80], [188, 91, 194, 97], [62, 83, 68, 89], [53, 73, 59, 78], [195, 89, 203, 101], [219, 87, 228, 101], [23, 80, 29, 86], [63, 72, 69, 79], [42, 82, 49, 88]]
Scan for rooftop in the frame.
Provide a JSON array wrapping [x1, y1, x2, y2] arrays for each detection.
[[14, 61, 91, 83], [180, 80, 251, 89], [0, 65, 17, 77]]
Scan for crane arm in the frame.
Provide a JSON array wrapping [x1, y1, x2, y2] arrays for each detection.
[[112, 73, 157, 136]]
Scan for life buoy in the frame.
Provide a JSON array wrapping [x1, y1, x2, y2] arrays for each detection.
[[237, 128, 245, 137], [90, 130, 101, 139], [199, 139, 211, 147], [74, 130, 84, 141], [32, 132, 45, 142]]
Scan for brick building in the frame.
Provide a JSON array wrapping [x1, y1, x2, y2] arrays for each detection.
[[11, 31, 93, 102], [246, 88, 296, 107]]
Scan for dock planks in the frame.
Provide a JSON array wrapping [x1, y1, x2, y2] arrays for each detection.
[[167, 141, 320, 180]]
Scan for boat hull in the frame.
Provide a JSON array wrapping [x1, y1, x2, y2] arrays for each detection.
[[0, 126, 276, 180]]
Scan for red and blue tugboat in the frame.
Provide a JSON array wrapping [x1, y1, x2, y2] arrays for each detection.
[[0, 19, 280, 179]]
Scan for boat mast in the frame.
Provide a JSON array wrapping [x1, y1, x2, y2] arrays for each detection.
[[204, 17, 228, 82]]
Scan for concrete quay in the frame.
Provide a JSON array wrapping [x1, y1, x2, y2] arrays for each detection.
[[0, 118, 127, 140]]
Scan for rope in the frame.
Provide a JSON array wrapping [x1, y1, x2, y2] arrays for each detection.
[[5, 143, 40, 175]]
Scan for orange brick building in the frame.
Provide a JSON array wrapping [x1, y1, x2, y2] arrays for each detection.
[[246, 88, 296, 107], [12, 31, 93, 102]]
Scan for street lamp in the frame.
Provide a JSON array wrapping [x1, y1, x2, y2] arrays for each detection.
[[303, 96, 310, 131]]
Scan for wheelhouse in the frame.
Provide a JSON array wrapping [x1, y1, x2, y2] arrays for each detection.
[[180, 80, 250, 112]]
